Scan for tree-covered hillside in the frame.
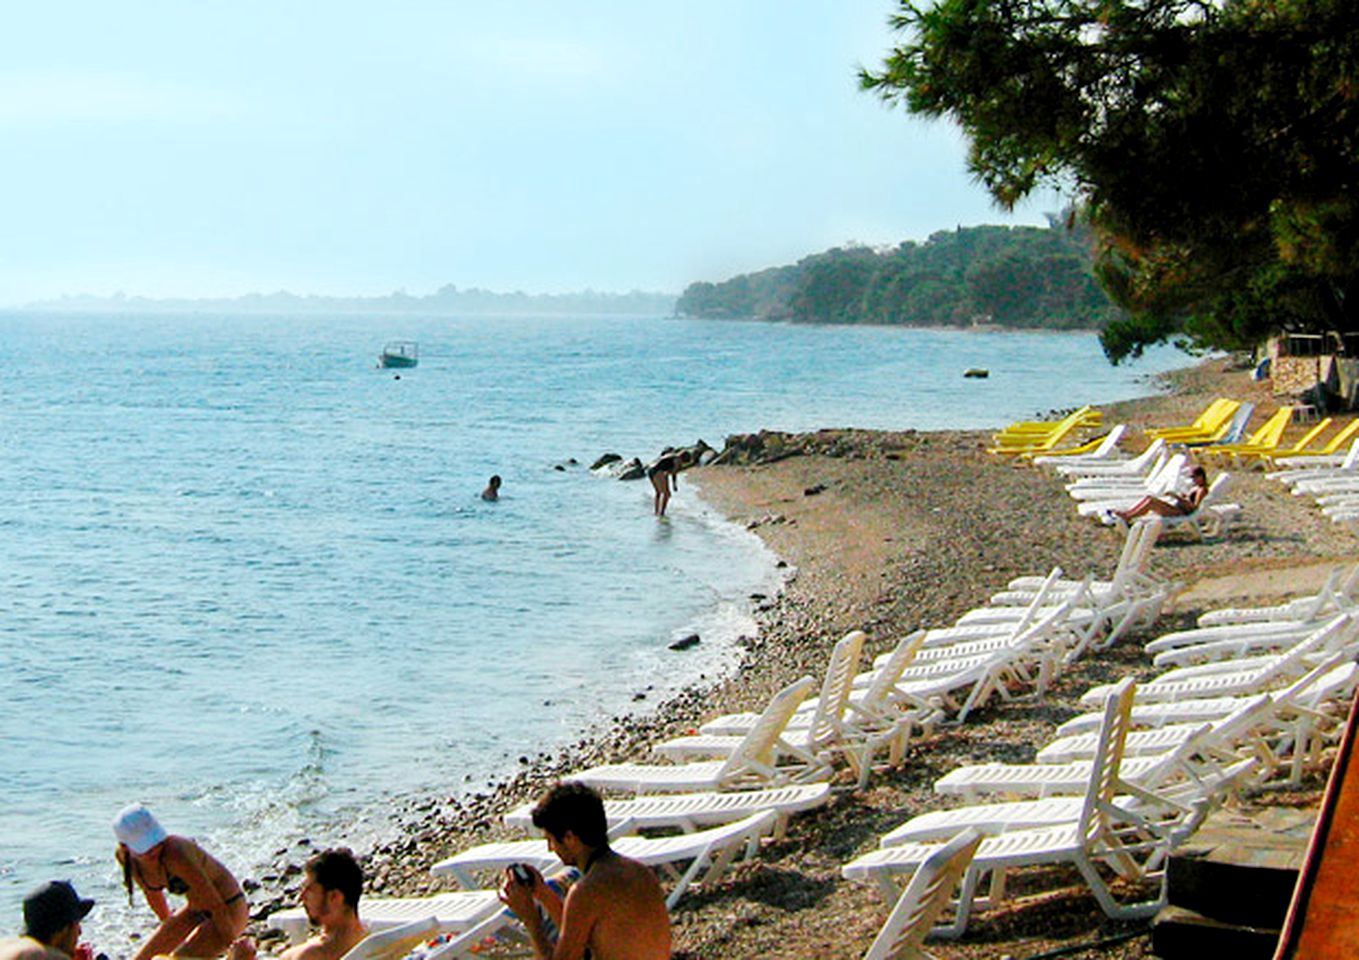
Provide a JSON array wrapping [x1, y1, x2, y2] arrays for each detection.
[[676, 224, 1122, 330]]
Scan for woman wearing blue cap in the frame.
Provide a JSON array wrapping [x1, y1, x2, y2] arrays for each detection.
[[113, 805, 247, 960]]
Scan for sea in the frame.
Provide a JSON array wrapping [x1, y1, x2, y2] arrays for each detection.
[[0, 311, 1187, 947]]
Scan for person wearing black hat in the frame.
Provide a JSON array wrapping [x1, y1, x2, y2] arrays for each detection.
[[0, 880, 94, 960]]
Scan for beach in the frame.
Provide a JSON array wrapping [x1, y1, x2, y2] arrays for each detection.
[[243, 356, 1356, 959]]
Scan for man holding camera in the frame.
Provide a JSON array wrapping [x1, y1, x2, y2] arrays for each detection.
[[0, 881, 95, 960], [499, 782, 670, 960]]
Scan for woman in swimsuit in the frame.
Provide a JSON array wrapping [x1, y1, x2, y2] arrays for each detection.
[[1114, 465, 1210, 524], [646, 450, 691, 517], [113, 804, 248, 960]]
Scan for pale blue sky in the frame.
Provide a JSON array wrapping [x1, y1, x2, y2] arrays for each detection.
[[0, 2, 1059, 305]]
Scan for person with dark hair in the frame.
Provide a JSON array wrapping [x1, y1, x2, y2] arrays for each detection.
[[0, 881, 94, 960], [481, 475, 502, 502], [1113, 464, 1210, 524], [229, 849, 366, 960], [499, 782, 670, 960], [646, 449, 691, 517], [113, 804, 247, 960]]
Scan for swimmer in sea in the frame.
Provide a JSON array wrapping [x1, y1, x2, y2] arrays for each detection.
[[482, 475, 502, 501]]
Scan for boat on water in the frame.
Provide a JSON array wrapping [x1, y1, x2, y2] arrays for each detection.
[[378, 341, 419, 369]]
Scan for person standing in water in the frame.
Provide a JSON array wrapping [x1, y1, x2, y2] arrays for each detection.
[[481, 475, 502, 501], [113, 804, 247, 960], [646, 450, 690, 517]]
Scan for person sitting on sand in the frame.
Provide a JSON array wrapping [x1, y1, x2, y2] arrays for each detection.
[[0, 881, 95, 960], [481, 475, 502, 501], [646, 450, 691, 517], [114, 804, 247, 960], [499, 782, 670, 960], [230, 849, 365, 960], [1113, 464, 1210, 524]]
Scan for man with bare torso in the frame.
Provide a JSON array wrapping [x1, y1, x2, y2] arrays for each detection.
[[230, 849, 366, 960], [0, 881, 94, 960], [499, 782, 670, 960]]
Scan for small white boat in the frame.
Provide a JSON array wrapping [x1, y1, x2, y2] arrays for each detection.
[[378, 341, 419, 369]]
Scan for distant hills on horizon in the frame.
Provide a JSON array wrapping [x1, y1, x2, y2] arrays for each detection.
[[678, 222, 1123, 332], [19, 221, 1120, 331], [20, 284, 679, 316]]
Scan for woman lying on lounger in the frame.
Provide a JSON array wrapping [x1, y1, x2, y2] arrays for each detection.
[[1114, 465, 1209, 524]]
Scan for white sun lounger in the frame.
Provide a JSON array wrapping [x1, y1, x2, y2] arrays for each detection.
[[1266, 438, 1359, 484], [1030, 425, 1129, 469], [1081, 616, 1355, 708], [502, 782, 832, 839], [658, 631, 864, 761], [1050, 438, 1165, 479], [706, 630, 931, 734], [844, 678, 1204, 934], [338, 919, 442, 960], [431, 810, 778, 909], [268, 893, 501, 943], [1056, 654, 1359, 736], [566, 675, 832, 793], [998, 519, 1168, 604], [1066, 453, 1186, 500], [655, 630, 921, 788], [1196, 564, 1359, 627], [862, 828, 984, 957]]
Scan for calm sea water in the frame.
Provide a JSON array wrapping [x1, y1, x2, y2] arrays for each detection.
[[0, 312, 1185, 945]]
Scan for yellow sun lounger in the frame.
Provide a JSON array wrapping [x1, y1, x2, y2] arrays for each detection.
[[1145, 398, 1239, 442], [990, 407, 1103, 456], [1207, 414, 1333, 467], [1199, 407, 1295, 461], [1262, 418, 1359, 467], [992, 405, 1101, 445]]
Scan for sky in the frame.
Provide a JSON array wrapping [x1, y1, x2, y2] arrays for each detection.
[[0, 2, 1063, 305]]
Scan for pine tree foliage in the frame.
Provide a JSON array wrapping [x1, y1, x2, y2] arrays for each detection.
[[861, 0, 1359, 362]]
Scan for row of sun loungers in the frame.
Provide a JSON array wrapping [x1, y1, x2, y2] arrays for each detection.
[[838, 583, 1359, 946], [1016, 396, 1359, 471], [266, 543, 1359, 960]]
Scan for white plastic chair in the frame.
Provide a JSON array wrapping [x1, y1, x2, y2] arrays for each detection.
[[432, 810, 778, 909], [862, 829, 983, 960]]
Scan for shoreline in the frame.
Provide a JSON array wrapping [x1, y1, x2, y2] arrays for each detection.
[[241, 355, 1358, 959]]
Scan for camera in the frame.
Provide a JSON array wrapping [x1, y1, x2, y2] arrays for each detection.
[[510, 863, 534, 885]]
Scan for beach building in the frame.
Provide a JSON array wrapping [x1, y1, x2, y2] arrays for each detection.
[[1265, 332, 1359, 412]]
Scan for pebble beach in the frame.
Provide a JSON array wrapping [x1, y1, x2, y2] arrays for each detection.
[[242, 356, 1355, 959]]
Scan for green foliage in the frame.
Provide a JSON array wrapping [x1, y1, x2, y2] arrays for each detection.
[[861, 0, 1359, 363], [676, 224, 1123, 330]]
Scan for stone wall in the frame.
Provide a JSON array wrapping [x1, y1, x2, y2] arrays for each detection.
[[1271, 354, 1332, 396]]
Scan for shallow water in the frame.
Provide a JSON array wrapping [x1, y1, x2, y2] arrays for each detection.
[[0, 312, 1185, 945]]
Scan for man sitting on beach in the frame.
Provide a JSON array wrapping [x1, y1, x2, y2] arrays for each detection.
[[499, 782, 670, 960], [231, 850, 366, 960], [0, 881, 95, 960]]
